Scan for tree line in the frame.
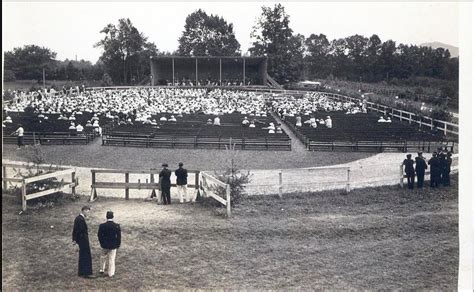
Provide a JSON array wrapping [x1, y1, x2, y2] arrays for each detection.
[[4, 4, 458, 88]]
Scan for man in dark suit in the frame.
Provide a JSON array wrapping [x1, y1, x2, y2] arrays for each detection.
[[428, 152, 440, 188], [160, 163, 172, 204], [72, 206, 95, 278], [175, 162, 189, 203], [98, 211, 121, 277], [402, 154, 415, 189], [415, 152, 428, 188]]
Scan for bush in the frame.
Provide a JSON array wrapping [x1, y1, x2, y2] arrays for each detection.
[[212, 141, 252, 206]]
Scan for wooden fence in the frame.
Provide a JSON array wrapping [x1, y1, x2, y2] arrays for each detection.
[[90, 168, 200, 201], [2, 162, 78, 211], [198, 171, 231, 217]]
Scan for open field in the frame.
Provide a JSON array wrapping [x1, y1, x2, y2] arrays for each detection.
[[2, 176, 458, 290], [1, 143, 371, 171]]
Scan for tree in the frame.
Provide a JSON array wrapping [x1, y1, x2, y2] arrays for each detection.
[[178, 9, 241, 56], [305, 33, 331, 79], [95, 18, 158, 85], [249, 3, 304, 83], [4, 45, 57, 80]]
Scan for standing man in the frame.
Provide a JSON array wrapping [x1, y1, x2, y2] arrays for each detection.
[[402, 154, 415, 189], [175, 162, 189, 203], [428, 152, 440, 188], [438, 153, 448, 186], [443, 152, 453, 186], [98, 211, 121, 278], [160, 163, 172, 205], [12, 123, 24, 149], [415, 152, 428, 188], [72, 206, 95, 278]]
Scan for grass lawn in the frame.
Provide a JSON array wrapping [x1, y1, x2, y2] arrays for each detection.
[[2, 143, 372, 171], [2, 176, 458, 290]]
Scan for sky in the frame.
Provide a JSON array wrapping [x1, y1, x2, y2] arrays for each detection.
[[2, 1, 460, 63]]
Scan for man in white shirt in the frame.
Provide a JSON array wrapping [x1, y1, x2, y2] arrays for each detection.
[[13, 124, 25, 149]]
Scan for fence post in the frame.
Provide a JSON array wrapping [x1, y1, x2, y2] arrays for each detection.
[[90, 170, 97, 201], [22, 180, 27, 212], [430, 118, 433, 130], [226, 184, 231, 217], [125, 172, 129, 200], [71, 170, 76, 196], [399, 165, 404, 188], [278, 170, 283, 198], [3, 165, 7, 190], [409, 113, 412, 124], [444, 122, 447, 136], [346, 168, 351, 193], [150, 173, 156, 198]]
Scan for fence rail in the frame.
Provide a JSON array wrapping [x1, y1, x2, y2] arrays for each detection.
[[2, 162, 78, 211], [199, 172, 231, 217], [90, 168, 200, 201]]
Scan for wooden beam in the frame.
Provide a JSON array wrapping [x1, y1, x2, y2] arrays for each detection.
[[24, 169, 73, 184]]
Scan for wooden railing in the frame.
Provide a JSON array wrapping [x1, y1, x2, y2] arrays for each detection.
[[90, 168, 200, 201], [2, 162, 78, 211], [199, 171, 231, 217]]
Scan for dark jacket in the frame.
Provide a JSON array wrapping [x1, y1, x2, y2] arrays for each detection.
[[415, 157, 428, 174], [175, 167, 188, 185], [98, 221, 121, 250], [159, 168, 172, 188], [428, 157, 440, 175], [403, 158, 415, 175], [72, 215, 90, 247]]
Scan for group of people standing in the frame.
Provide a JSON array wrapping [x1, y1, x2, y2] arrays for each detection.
[[402, 148, 453, 189], [156, 162, 193, 204], [72, 207, 121, 279]]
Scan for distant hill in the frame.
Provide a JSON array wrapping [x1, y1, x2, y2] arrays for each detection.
[[420, 42, 459, 58]]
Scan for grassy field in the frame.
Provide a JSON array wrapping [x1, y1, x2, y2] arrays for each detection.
[[2, 143, 372, 171], [2, 176, 458, 290]]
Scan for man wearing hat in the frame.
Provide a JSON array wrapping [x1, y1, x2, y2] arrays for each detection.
[[415, 152, 428, 188], [175, 162, 189, 203], [402, 154, 415, 189], [98, 211, 121, 277], [160, 163, 172, 204]]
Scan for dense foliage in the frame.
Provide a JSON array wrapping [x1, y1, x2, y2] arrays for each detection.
[[178, 9, 241, 56], [249, 4, 304, 84], [95, 18, 159, 85]]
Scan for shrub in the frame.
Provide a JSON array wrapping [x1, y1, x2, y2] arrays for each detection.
[[212, 141, 252, 206]]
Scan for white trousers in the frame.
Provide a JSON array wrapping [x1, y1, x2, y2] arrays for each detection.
[[177, 185, 188, 203], [100, 248, 117, 277]]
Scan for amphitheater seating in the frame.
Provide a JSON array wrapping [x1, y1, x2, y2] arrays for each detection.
[[282, 111, 451, 152], [102, 113, 291, 151], [2, 112, 107, 145]]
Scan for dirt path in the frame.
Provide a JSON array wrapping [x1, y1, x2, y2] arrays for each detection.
[[3, 152, 457, 198]]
